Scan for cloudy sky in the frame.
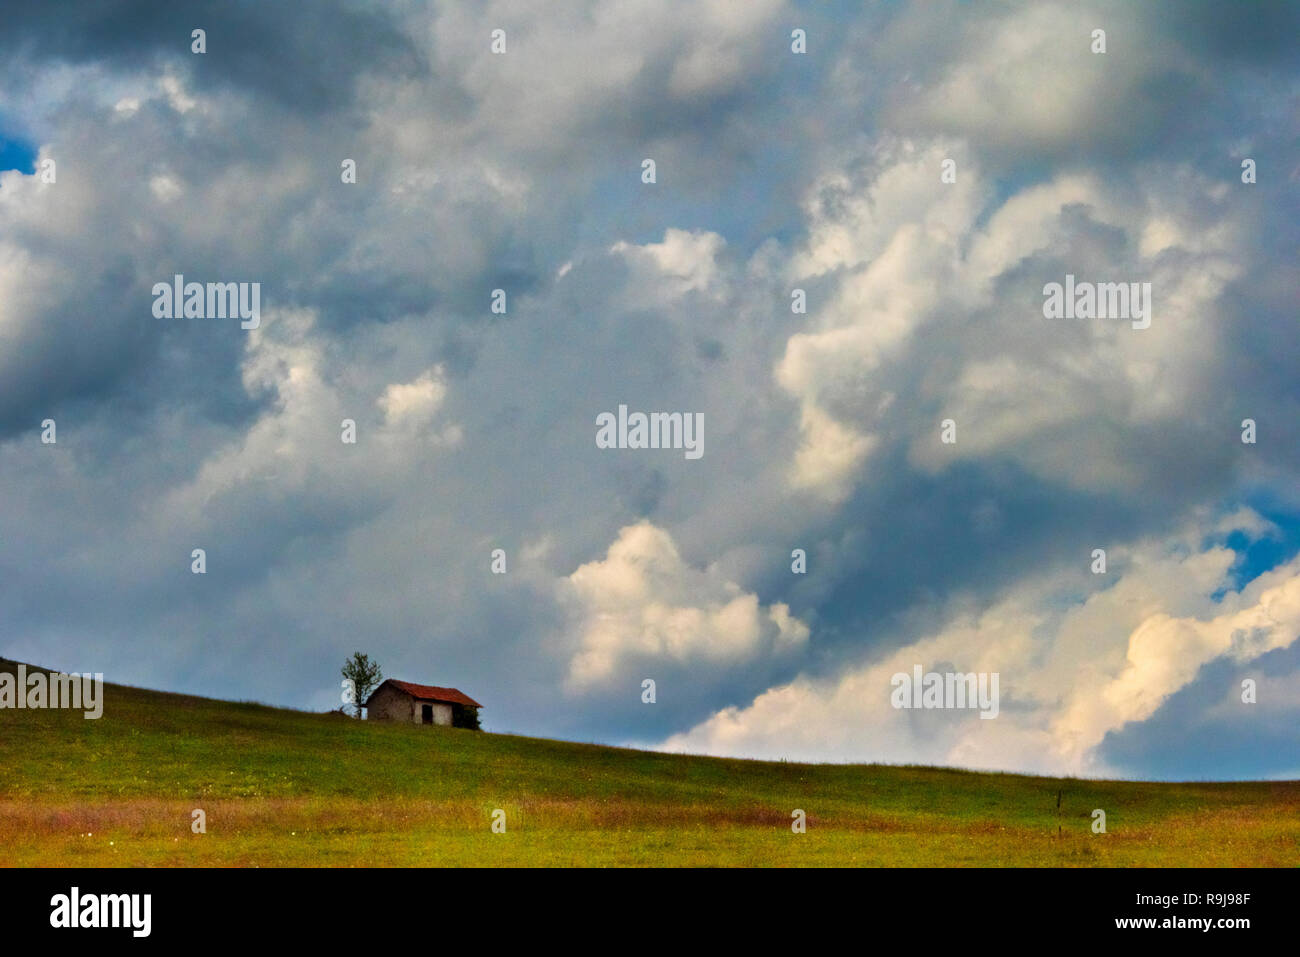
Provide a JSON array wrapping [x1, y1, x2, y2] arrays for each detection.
[[1, 0, 1297, 780]]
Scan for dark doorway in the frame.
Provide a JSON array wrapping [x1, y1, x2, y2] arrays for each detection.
[[421, 704, 433, 725]]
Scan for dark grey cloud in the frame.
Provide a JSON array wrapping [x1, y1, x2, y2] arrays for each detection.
[[0, 0, 422, 113]]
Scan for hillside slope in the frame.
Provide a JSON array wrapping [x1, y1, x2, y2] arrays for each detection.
[[1, 660, 1296, 866]]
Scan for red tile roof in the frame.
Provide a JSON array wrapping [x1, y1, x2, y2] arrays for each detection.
[[370, 679, 482, 708]]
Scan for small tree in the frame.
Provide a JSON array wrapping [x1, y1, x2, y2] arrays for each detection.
[[341, 652, 383, 719], [451, 703, 482, 731]]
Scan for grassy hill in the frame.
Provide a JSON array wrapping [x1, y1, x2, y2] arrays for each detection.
[[1, 659, 1296, 867]]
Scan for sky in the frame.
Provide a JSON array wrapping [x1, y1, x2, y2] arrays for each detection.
[[1, 0, 1297, 781]]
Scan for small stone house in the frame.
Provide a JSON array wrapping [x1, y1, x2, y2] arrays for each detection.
[[364, 678, 483, 729]]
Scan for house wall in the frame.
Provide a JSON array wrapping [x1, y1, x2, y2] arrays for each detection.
[[367, 684, 409, 722], [367, 685, 454, 726]]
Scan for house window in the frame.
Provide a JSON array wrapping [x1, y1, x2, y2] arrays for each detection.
[[421, 704, 433, 725]]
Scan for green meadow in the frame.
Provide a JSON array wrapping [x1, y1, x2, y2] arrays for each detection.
[[1, 660, 1296, 867]]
